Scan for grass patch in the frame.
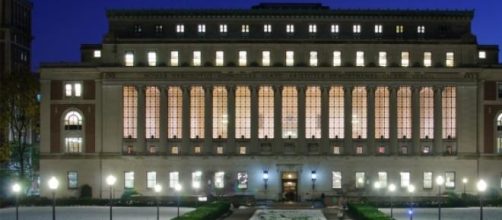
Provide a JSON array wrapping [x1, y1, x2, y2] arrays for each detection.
[[348, 203, 392, 220], [172, 201, 230, 220]]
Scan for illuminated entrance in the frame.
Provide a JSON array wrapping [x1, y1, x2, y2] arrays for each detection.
[[281, 171, 298, 201]]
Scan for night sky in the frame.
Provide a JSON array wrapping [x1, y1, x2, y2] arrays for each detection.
[[32, 0, 502, 71]]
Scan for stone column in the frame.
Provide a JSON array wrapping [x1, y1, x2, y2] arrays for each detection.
[[434, 86, 443, 155], [389, 86, 398, 155], [204, 86, 213, 155], [273, 85, 283, 154], [137, 85, 146, 152], [411, 86, 421, 155], [182, 86, 190, 155], [251, 85, 259, 154], [321, 86, 330, 154], [298, 86, 306, 154], [367, 86, 376, 155], [159, 86, 168, 152], [227, 86, 236, 154], [344, 86, 353, 155]]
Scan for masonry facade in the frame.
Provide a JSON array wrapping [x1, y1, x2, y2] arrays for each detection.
[[40, 3, 502, 200]]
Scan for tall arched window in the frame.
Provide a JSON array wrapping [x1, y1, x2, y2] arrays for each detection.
[[282, 86, 298, 138], [258, 86, 274, 139], [420, 87, 434, 139], [190, 86, 205, 139], [497, 114, 502, 153], [63, 111, 83, 153], [329, 86, 344, 139], [235, 86, 251, 139], [375, 87, 389, 139], [352, 87, 367, 139], [145, 86, 160, 139], [306, 86, 321, 138], [212, 86, 228, 139]]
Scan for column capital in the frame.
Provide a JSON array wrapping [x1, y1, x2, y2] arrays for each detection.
[[343, 86, 353, 94], [181, 85, 190, 93], [204, 85, 213, 93], [434, 86, 444, 93], [389, 85, 399, 93], [226, 85, 236, 93], [273, 85, 283, 93]]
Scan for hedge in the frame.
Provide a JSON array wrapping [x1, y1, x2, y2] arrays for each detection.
[[348, 203, 392, 220], [172, 201, 230, 220]]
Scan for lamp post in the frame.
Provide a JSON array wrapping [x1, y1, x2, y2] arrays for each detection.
[[462, 178, 468, 195], [175, 183, 183, 218], [408, 184, 416, 220], [48, 177, 59, 220], [12, 183, 21, 220], [106, 175, 116, 220], [263, 171, 269, 191], [311, 171, 317, 191], [154, 184, 162, 220], [476, 179, 487, 220], [436, 176, 444, 220], [388, 183, 396, 219]]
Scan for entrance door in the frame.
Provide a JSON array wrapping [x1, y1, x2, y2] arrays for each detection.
[[281, 171, 298, 201]]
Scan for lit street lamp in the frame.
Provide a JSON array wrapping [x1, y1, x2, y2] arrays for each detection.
[[48, 177, 59, 220], [436, 176, 445, 220], [408, 184, 416, 220], [106, 175, 116, 220], [175, 183, 183, 218], [12, 183, 21, 220], [462, 178, 468, 195], [476, 179, 487, 220], [388, 183, 396, 219], [154, 184, 162, 220], [311, 171, 317, 191], [263, 171, 269, 190]]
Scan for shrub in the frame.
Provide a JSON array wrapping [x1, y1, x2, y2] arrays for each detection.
[[172, 201, 230, 220], [80, 184, 92, 198], [348, 203, 392, 220]]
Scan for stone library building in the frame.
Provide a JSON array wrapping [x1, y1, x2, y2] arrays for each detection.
[[39, 3, 502, 200]]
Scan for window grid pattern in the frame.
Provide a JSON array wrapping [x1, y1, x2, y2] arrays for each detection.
[[397, 87, 412, 138], [329, 86, 344, 139], [65, 137, 82, 153], [306, 86, 321, 138], [212, 86, 228, 139], [282, 86, 298, 138], [375, 87, 389, 139], [352, 87, 367, 139], [420, 87, 434, 139], [235, 86, 251, 139], [168, 87, 182, 138], [147, 171, 156, 189], [145, 86, 160, 139], [123, 86, 138, 138], [442, 87, 456, 139], [259, 86, 274, 138], [190, 86, 205, 138]]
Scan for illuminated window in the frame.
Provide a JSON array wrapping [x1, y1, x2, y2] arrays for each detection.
[[176, 24, 184, 33], [239, 146, 247, 154], [190, 86, 205, 139], [219, 24, 227, 33], [355, 172, 365, 188], [446, 52, 454, 67], [331, 24, 339, 33], [442, 87, 456, 139], [333, 146, 341, 154], [258, 86, 274, 139], [375, 87, 389, 139], [65, 82, 82, 97], [400, 172, 410, 188], [282, 86, 298, 138], [333, 51, 341, 67], [124, 52, 134, 67], [479, 51, 486, 59], [286, 24, 294, 33], [497, 115, 502, 153], [213, 86, 228, 139], [417, 25, 425, 34], [147, 51, 157, 66], [239, 51, 247, 66], [124, 171, 134, 189], [306, 86, 321, 138], [374, 24, 383, 33], [216, 51, 224, 66], [262, 51, 271, 66], [378, 172, 388, 188], [396, 25, 404, 33], [194, 146, 201, 154], [286, 51, 294, 67], [401, 52, 410, 67], [216, 146, 224, 154], [356, 146, 363, 154], [397, 87, 412, 139], [193, 51, 201, 66], [147, 171, 156, 189], [329, 86, 344, 139], [93, 50, 101, 58], [356, 51, 364, 67], [264, 24, 272, 33], [424, 52, 432, 67], [155, 25, 163, 33], [445, 172, 455, 189], [65, 137, 82, 153], [192, 171, 202, 189], [123, 86, 137, 138], [145, 86, 160, 139], [168, 87, 182, 139], [214, 172, 225, 188], [235, 86, 251, 139], [241, 24, 249, 33], [134, 25, 142, 33], [378, 51, 387, 67], [420, 87, 434, 139], [170, 51, 179, 66], [332, 171, 342, 189], [64, 111, 82, 130], [171, 146, 179, 154], [198, 24, 206, 33], [67, 171, 78, 189], [424, 172, 433, 189], [352, 87, 367, 139], [309, 51, 318, 67], [237, 172, 248, 189], [353, 24, 361, 33], [169, 171, 179, 189], [309, 24, 317, 33]]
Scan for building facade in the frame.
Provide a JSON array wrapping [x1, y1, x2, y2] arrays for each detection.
[[40, 3, 502, 200]]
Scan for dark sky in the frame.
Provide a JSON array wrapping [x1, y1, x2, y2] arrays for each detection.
[[32, 0, 502, 71]]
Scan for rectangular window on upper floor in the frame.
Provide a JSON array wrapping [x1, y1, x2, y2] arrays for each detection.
[[264, 24, 272, 33], [241, 24, 249, 33], [155, 25, 163, 33], [309, 51, 318, 67], [353, 24, 361, 34], [446, 52, 455, 67], [170, 51, 179, 67], [401, 52, 410, 67], [193, 51, 201, 66], [176, 24, 184, 33], [65, 82, 82, 97], [133, 25, 142, 33], [198, 24, 206, 33], [331, 24, 339, 34], [424, 52, 432, 67], [93, 50, 101, 58], [396, 25, 404, 34], [147, 51, 157, 67], [479, 51, 487, 59], [239, 51, 247, 67], [374, 24, 383, 34], [262, 51, 270, 66], [219, 24, 228, 33], [333, 51, 342, 67], [216, 51, 224, 66], [417, 25, 425, 34], [124, 52, 134, 67], [356, 51, 364, 67], [286, 51, 294, 67], [286, 24, 295, 34], [378, 51, 387, 67], [309, 24, 317, 33]]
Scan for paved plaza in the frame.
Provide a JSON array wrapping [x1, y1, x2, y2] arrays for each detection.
[[380, 207, 502, 220]]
